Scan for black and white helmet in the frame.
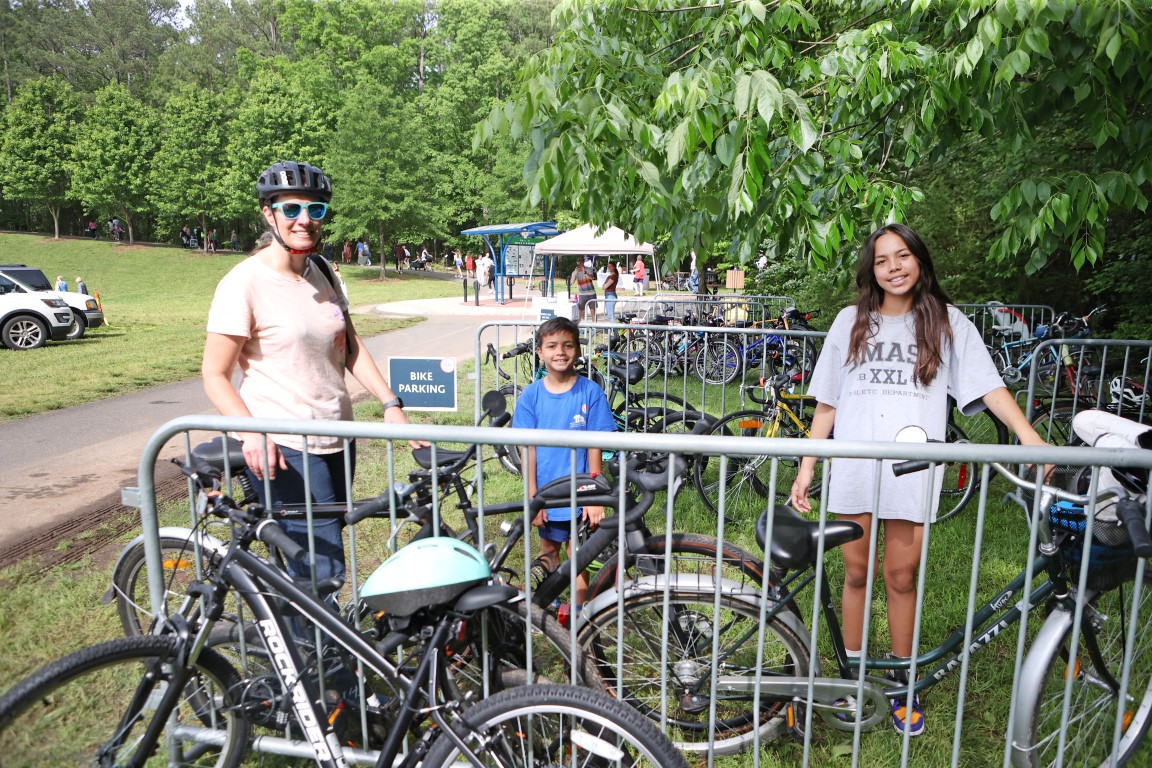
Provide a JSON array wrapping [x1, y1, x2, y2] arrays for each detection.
[[1110, 375, 1148, 406], [256, 161, 332, 204]]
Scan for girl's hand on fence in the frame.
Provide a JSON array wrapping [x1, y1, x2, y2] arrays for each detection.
[[790, 463, 815, 512], [241, 433, 286, 481]]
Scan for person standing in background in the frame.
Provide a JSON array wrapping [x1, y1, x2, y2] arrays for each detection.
[[631, 255, 646, 296], [75, 277, 88, 295], [55, 275, 68, 292], [603, 262, 619, 322]]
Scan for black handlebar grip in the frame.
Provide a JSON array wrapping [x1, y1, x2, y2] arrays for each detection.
[[345, 494, 390, 526], [1115, 499, 1152, 558], [892, 459, 932, 477], [256, 520, 307, 562]]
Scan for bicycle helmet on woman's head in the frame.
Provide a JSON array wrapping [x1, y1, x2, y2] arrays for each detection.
[[256, 161, 332, 204]]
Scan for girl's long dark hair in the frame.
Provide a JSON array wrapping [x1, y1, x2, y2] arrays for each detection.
[[847, 223, 953, 386]]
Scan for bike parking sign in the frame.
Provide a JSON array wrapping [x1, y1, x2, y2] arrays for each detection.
[[387, 357, 457, 411]]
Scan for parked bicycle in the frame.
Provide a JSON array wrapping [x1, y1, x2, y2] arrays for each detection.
[[576, 424, 1152, 764], [692, 374, 979, 521], [3, 453, 688, 768]]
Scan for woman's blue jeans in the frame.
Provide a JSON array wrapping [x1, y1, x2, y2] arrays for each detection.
[[605, 291, 618, 322], [247, 442, 356, 586]]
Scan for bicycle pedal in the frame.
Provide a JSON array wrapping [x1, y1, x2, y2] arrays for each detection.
[[785, 701, 807, 741]]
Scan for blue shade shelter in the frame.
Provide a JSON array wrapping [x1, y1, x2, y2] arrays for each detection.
[[460, 222, 561, 303]]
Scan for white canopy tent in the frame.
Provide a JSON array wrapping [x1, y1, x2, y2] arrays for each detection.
[[533, 224, 659, 292]]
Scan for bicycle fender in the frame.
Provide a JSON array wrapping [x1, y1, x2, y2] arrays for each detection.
[[578, 574, 815, 669], [101, 527, 228, 605], [1007, 599, 1095, 768]]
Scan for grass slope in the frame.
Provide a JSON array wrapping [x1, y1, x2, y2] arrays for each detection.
[[0, 234, 457, 421]]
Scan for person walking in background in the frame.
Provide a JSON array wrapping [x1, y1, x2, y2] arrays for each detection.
[[202, 160, 416, 590], [342, 239, 352, 263], [631, 255, 646, 296], [208, 228, 219, 253], [229, 229, 240, 252], [790, 222, 1050, 737], [112, 218, 124, 242], [356, 239, 372, 266], [180, 226, 191, 248], [87, 219, 98, 239], [571, 259, 598, 321], [512, 317, 615, 609], [55, 275, 67, 292], [454, 248, 464, 277], [465, 251, 475, 279], [603, 262, 619, 322], [75, 277, 88, 295]]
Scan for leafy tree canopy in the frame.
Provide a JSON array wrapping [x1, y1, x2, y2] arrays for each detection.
[[487, 0, 1151, 274], [0, 76, 81, 237]]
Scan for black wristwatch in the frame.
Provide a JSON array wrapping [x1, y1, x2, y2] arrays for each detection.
[[381, 397, 404, 412]]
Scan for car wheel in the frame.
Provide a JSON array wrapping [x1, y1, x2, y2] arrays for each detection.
[[1, 314, 48, 350], [64, 312, 86, 340]]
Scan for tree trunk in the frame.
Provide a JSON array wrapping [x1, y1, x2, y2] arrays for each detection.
[[377, 226, 387, 279], [48, 204, 60, 239]]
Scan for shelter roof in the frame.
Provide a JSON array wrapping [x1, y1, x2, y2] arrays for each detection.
[[460, 221, 560, 237], [534, 224, 654, 255]]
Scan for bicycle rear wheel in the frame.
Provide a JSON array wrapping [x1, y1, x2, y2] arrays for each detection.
[[693, 336, 742, 385], [421, 683, 688, 768], [693, 410, 819, 519], [936, 422, 979, 523], [578, 588, 807, 755], [0, 635, 248, 768], [1018, 577, 1152, 767], [110, 534, 228, 637]]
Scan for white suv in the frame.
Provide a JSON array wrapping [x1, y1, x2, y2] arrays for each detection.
[[0, 265, 104, 340], [0, 287, 72, 350]]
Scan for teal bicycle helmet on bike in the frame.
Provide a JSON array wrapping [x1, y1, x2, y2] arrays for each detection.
[[360, 538, 491, 616]]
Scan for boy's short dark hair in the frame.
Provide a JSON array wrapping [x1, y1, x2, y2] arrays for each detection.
[[535, 317, 580, 349]]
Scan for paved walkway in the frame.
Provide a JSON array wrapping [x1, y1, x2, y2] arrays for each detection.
[[0, 295, 540, 558]]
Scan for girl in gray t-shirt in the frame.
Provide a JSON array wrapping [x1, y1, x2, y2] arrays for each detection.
[[789, 223, 1048, 738]]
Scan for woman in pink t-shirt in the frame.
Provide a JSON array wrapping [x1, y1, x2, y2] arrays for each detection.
[[202, 161, 415, 584], [631, 256, 646, 296]]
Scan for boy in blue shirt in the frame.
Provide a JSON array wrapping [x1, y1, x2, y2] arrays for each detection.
[[512, 317, 616, 607]]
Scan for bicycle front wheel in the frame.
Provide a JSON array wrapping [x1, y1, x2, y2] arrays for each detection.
[[421, 683, 688, 768], [0, 635, 249, 768], [1018, 578, 1152, 767], [693, 336, 742, 386]]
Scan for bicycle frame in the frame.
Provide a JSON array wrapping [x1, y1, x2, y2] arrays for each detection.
[[179, 532, 509, 768]]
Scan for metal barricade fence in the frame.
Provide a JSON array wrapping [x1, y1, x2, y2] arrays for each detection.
[[957, 303, 1056, 345], [127, 411, 1152, 767], [647, 294, 796, 326], [477, 319, 826, 423], [1016, 339, 1152, 449]]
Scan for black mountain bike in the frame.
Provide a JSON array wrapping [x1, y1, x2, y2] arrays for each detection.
[[0, 455, 688, 768]]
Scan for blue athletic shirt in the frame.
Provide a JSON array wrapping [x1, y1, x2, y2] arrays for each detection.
[[512, 375, 616, 521]]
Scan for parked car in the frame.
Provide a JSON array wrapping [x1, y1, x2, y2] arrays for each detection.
[[0, 288, 72, 350], [0, 264, 104, 340]]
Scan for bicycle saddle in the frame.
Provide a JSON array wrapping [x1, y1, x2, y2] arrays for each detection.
[[535, 472, 613, 502], [609, 360, 646, 385], [193, 436, 247, 471], [413, 445, 471, 470], [755, 505, 863, 571]]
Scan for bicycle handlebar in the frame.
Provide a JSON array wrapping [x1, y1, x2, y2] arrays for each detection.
[[255, 519, 307, 562], [747, 374, 793, 405]]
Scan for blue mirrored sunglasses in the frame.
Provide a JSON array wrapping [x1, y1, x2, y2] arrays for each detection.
[[271, 201, 330, 220]]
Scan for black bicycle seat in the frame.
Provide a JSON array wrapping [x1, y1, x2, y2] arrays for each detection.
[[535, 473, 613, 502], [755, 505, 863, 571], [193, 436, 248, 472], [609, 361, 646, 385], [412, 446, 471, 470]]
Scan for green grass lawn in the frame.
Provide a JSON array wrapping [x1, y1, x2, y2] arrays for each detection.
[[0, 234, 459, 421]]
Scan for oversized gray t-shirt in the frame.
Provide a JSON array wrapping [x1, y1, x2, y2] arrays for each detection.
[[808, 306, 1004, 521]]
